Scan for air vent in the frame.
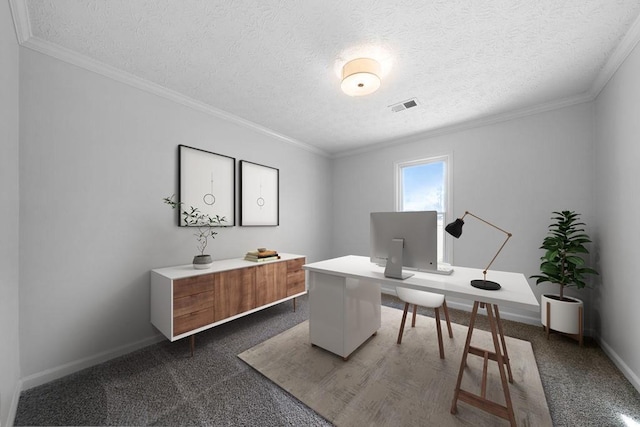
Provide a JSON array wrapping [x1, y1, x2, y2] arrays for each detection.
[[389, 98, 419, 113]]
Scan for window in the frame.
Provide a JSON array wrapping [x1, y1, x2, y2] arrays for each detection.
[[395, 155, 450, 263]]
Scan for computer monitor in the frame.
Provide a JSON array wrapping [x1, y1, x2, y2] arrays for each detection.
[[370, 211, 438, 280]]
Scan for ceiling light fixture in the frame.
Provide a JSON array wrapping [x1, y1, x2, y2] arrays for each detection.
[[341, 58, 381, 96]]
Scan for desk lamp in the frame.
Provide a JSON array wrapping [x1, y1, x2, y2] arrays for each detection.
[[445, 211, 512, 290]]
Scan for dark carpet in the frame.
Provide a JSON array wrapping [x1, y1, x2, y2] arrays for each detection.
[[14, 294, 640, 426]]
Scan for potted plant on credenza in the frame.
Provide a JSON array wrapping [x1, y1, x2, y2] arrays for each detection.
[[163, 195, 226, 269], [530, 210, 598, 346]]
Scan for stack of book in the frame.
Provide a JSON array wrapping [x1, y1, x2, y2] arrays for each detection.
[[244, 249, 280, 262]]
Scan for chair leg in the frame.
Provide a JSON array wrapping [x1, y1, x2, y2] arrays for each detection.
[[411, 304, 418, 327], [397, 303, 410, 344], [434, 307, 445, 359], [443, 300, 453, 338]]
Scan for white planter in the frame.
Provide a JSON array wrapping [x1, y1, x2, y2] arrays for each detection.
[[193, 254, 213, 270], [541, 294, 583, 335]]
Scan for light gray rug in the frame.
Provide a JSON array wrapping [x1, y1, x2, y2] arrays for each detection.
[[239, 305, 552, 426]]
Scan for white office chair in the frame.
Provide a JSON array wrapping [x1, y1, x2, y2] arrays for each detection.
[[396, 287, 453, 359]]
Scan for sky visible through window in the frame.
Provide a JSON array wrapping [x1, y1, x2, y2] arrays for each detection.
[[401, 161, 444, 212], [401, 160, 447, 262]]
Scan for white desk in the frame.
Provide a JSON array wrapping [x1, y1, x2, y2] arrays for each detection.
[[303, 255, 539, 426]]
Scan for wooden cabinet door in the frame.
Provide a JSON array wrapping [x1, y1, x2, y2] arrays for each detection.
[[255, 262, 287, 307], [213, 267, 256, 322], [174, 274, 214, 299], [173, 274, 214, 336], [173, 308, 214, 336], [286, 258, 306, 296]]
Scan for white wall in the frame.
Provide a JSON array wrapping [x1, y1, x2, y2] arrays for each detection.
[[332, 103, 596, 324], [594, 40, 640, 390], [12, 11, 640, 409], [18, 48, 333, 385], [0, 0, 21, 425]]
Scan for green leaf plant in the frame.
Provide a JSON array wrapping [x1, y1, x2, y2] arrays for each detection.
[[530, 210, 598, 301], [163, 195, 226, 256]]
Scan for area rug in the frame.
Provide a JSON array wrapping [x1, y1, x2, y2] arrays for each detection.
[[238, 305, 552, 426]]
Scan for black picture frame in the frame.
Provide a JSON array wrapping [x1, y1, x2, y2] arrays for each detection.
[[178, 145, 235, 226], [240, 160, 279, 226]]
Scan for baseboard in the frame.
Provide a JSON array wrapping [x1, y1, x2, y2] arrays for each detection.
[[5, 379, 22, 427], [446, 298, 542, 326], [382, 287, 604, 339], [381, 286, 541, 326], [20, 334, 165, 392], [597, 337, 640, 394]]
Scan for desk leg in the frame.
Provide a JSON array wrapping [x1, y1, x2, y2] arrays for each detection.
[[486, 304, 516, 425], [451, 301, 480, 414], [493, 304, 513, 383], [450, 301, 517, 426]]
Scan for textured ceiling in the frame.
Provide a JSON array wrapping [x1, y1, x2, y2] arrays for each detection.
[[16, 0, 640, 155]]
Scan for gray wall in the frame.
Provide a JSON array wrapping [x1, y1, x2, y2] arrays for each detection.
[[18, 48, 333, 385], [594, 40, 640, 389], [0, 1, 21, 425], [332, 103, 596, 325]]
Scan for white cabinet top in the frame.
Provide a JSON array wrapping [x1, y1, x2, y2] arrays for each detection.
[[153, 253, 305, 280]]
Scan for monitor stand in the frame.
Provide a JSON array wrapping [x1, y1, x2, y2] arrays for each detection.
[[384, 239, 414, 280]]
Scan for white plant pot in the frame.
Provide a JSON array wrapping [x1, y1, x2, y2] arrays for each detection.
[[541, 294, 583, 335], [193, 254, 213, 270]]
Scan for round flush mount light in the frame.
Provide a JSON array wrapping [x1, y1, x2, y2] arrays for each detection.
[[341, 58, 381, 96]]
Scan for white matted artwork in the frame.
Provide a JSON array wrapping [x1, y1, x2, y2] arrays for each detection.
[[179, 145, 235, 226], [240, 160, 279, 226]]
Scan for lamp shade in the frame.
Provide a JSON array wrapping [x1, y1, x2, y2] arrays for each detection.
[[341, 58, 381, 96], [445, 218, 465, 238]]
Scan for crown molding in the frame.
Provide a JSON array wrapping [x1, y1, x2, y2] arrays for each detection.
[[22, 37, 328, 157], [11, 0, 640, 160], [333, 92, 594, 158], [8, 0, 30, 43], [589, 11, 640, 99], [334, 14, 640, 159], [11, 11, 329, 158]]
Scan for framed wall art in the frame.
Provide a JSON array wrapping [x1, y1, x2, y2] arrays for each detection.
[[240, 160, 279, 226], [179, 145, 235, 226]]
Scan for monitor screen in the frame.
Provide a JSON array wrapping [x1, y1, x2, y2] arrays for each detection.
[[370, 211, 438, 279]]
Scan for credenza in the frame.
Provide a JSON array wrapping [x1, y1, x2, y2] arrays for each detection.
[[151, 253, 306, 353]]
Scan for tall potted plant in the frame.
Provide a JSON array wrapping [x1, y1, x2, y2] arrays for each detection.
[[530, 210, 598, 345], [163, 195, 226, 269]]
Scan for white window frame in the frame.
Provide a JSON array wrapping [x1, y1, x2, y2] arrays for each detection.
[[394, 154, 452, 263]]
